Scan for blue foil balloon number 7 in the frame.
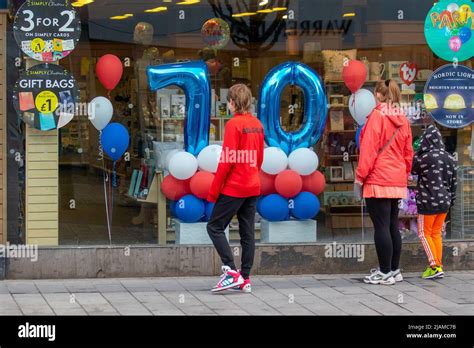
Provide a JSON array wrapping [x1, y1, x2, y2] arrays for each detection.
[[147, 61, 211, 156], [258, 62, 328, 155]]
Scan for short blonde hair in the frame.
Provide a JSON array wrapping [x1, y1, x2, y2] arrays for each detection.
[[228, 84, 252, 114]]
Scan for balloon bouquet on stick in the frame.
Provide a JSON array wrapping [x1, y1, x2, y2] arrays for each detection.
[[90, 54, 128, 244], [342, 59, 377, 231], [342, 60, 376, 149]]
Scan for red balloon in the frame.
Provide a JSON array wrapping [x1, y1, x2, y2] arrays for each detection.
[[342, 60, 367, 94], [190, 171, 215, 199], [275, 170, 303, 198], [96, 54, 123, 91], [302, 171, 326, 195], [259, 171, 276, 195], [161, 175, 191, 200]]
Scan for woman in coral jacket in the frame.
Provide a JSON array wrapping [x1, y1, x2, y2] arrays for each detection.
[[355, 79, 414, 285]]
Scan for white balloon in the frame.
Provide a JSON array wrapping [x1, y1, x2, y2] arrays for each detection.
[[262, 147, 288, 175], [197, 145, 222, 173], [56, 112, 74, 129], [447, 3, 459, 12], [89, 96, 113, 131], [165, 149, 184, 170], [168, 152, 198, 180], [288, 148, 319, 175], [349, 89, 376, 125]]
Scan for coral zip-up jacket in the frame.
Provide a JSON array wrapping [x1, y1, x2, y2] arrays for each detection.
[[207, 113, 265, 203], [356, 103, 414, 187]]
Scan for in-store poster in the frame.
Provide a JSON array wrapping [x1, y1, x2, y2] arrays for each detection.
[[424, 0, 474, 62], [13, 0, 81, 62], [423, 64, 473, 129], [13, 63, 80, 130]]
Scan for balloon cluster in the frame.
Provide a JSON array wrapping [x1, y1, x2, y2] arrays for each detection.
[[343, 60, 377, 150], [161, 144, 222, 223], [90, 54, 129, 165], [443, 3, 472, 52], [343, 60, 376, 127], [257, 147, 325, 222]]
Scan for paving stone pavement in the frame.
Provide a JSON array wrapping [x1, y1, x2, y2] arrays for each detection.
[[0, 271, 473, 316]]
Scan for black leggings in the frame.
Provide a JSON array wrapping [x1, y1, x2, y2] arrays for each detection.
[[207, 194, 258, 279], [366, 198, 402, 274]]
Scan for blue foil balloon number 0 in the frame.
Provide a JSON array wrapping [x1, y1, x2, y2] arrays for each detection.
[[147, 61, 211, 156], [258, 62, 328, 155]]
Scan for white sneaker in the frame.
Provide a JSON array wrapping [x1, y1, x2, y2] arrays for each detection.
[[363, 269, 395, 285], [391, 269, 403, 282]]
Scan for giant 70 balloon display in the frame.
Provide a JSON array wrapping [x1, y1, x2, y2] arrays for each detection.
[[147, 60, 327, 155]]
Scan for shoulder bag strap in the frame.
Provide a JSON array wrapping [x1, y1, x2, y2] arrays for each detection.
[[378, 127, 401, 155]]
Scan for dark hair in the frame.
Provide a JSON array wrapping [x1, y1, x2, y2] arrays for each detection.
[[375, 79, 401, 104], [227, 84, 252, 114]]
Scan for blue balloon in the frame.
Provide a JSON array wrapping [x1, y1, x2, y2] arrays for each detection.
[[258, 61, 328, 155], [147, 61, 211, 156], [258, 194, 289, 222], [290, 192, 320, 220], [100, 123, 129, 161], [256, 196, 264, 215], [203, 201, 215, 222], [355, 125, 363, 150], [169, 200, 177, 217], [175, 194, 205, 223], [459, 27, 472, 44]]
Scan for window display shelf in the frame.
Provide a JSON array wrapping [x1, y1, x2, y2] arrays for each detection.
[[329, 104, 349, 108], [328, 130, 357, 133], [326, 80, 427, 84], [160, 117, 231, 143], [328, 155, 359, 159]]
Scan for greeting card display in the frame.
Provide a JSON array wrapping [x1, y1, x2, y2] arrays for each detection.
[[13, 64, 80, 131], [423, 64, 473, 129], [13, 0, 81, 62]]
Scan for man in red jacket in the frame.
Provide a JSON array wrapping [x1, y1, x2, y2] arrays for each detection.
[[207, 84, 264, 293]]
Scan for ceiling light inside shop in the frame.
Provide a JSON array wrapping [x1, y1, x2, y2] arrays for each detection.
[[257, 9, 273, 13], [232, 12, 258, 17], [145, 6, 168, 12], [176, 0, 200, 4], [72, 0, 94, 7], [110, 13, 134, 20], [259, 0, 269, 5], [272, 7, 287, 11], [343, 12, 356, 17]]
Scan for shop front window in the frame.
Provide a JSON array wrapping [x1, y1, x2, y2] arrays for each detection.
[[5, 0, 473, 246]]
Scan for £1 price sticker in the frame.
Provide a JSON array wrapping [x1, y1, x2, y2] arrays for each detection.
[[31, 38, 45, 53], [35, 90, 58, 113]]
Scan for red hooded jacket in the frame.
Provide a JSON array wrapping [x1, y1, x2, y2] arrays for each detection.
[[207, 113, 264, 203], [356, 103, 414, 187]]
